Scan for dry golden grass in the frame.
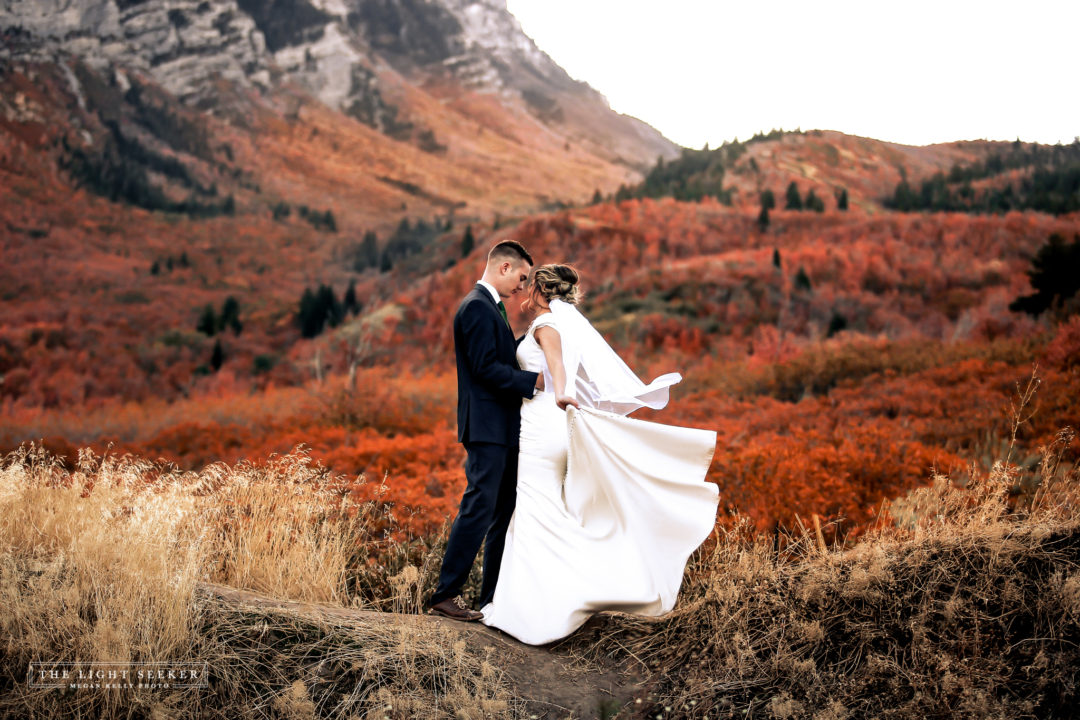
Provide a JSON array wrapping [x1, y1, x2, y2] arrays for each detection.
[[562, 426, 1080, 719], [0, 443, 514, 719]]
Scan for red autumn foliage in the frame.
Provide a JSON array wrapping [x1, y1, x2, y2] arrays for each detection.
[[5, 68, 1080, 543]]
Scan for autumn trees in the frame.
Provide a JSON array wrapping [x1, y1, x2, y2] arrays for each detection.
[[298, 284, 346, 338], [198, 296, 243, 336], [1010, 233, 1080, 318], [885, 139, 1080, 214], [785, 181, 803, 210], [9, 123, 1080, 545], [784, 182, 828, 212], [758, 189, 775, 231]]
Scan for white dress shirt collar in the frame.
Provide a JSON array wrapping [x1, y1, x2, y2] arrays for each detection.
[[477, 279, 501, 305]]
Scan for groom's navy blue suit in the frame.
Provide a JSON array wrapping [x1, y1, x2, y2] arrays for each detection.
[[430, 284, 539, 608]]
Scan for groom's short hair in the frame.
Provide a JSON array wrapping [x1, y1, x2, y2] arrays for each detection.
[[488, 240, 533, 267]]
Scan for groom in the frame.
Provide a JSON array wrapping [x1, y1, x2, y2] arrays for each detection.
[[427, 240, 542, 621]]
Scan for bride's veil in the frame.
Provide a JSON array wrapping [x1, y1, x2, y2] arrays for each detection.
[[549, 298, 682, 416]]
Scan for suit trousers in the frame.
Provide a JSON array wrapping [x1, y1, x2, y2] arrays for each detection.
[[431, 442, 518, 608]]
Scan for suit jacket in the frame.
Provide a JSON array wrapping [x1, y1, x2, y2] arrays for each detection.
[[454, 284, 539, 445]]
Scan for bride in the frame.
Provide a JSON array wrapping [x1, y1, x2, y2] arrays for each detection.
[[478, 264, 719, 645]]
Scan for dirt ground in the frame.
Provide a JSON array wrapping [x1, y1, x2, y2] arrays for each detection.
[[198, 583, 647, 718]]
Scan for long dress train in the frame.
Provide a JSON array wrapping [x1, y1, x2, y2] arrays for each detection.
[[479, 310, 718, 645]]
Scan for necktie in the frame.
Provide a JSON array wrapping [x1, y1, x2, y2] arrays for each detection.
[[497, 301, 510, 328]]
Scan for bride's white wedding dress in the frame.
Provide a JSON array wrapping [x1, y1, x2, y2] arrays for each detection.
[[479, 302, 719, 645]]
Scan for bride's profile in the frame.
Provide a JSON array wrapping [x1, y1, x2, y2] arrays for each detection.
[[479, 263, 719, 645]]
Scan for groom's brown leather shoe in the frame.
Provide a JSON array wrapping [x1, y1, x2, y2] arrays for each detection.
[[428, 596, 483, 622]]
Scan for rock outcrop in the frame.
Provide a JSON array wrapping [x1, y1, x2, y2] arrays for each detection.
[[1, 0, 677, 169], [2, 0, 269, 103]]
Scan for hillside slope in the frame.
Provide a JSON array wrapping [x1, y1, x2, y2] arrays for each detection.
[[611, 129, 1021, 212], [0, 0, 676, 183]]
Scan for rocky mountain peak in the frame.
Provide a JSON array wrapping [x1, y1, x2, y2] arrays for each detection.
[[2, 0, 675, 179]]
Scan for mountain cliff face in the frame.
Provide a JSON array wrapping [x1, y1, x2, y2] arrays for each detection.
[[1, 0, 269, 101], [0, 0, 675, 174]]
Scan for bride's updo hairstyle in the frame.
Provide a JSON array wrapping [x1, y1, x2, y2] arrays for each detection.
[[527, 264, 582, 310]]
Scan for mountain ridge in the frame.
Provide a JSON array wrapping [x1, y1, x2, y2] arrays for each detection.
[[1, 0, 676, 177]]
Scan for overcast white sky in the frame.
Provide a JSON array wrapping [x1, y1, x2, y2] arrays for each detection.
[[505, 0, 1080, 149]]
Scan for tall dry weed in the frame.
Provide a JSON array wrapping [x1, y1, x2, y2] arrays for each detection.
[[0, 442, 513, 719], [198, 450, 368, 605]]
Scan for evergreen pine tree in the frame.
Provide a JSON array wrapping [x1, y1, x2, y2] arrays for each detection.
[[760, 188, 776, 210], [151, 260, 160, 275], [836, 187, 849, 210], [461, 224, 475, 258], [591, 188, 603, 205], [317, 284, 344, 328], [827, 312, 848, 337], [298, 287, 322, 338], [772, 248, 782, 268], [197, 304, 217, 336], [394, 218, 411, 243], [362, 231, 378, 270], [891, 180, 917, 211], [343, 280, 361, 316], [794, 266, 812, 292], [806, 189, 825, 212], [295, 284, 341, 338], [1009, 233, 1080, 316], [757, 205, 770, 231], [785, 181, 803, 210], [210, 338, 224, 371], [220, 296, 241, 334]]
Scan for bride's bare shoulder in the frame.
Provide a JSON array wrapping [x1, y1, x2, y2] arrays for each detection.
[[529, 311, 557, 328], [533, 316, 563, 349], [532, 313, 559, 331]]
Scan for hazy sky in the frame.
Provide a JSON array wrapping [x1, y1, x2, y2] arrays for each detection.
[[505, 0, 1079, 149]]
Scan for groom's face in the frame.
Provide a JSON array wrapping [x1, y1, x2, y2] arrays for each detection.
[[493, 260, 531, 299]]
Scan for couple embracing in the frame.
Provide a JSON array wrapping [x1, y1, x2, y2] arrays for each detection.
[[426, 240, 719, 645]]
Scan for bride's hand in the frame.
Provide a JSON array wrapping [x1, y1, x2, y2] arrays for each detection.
[[556, 395, 579, 410]]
